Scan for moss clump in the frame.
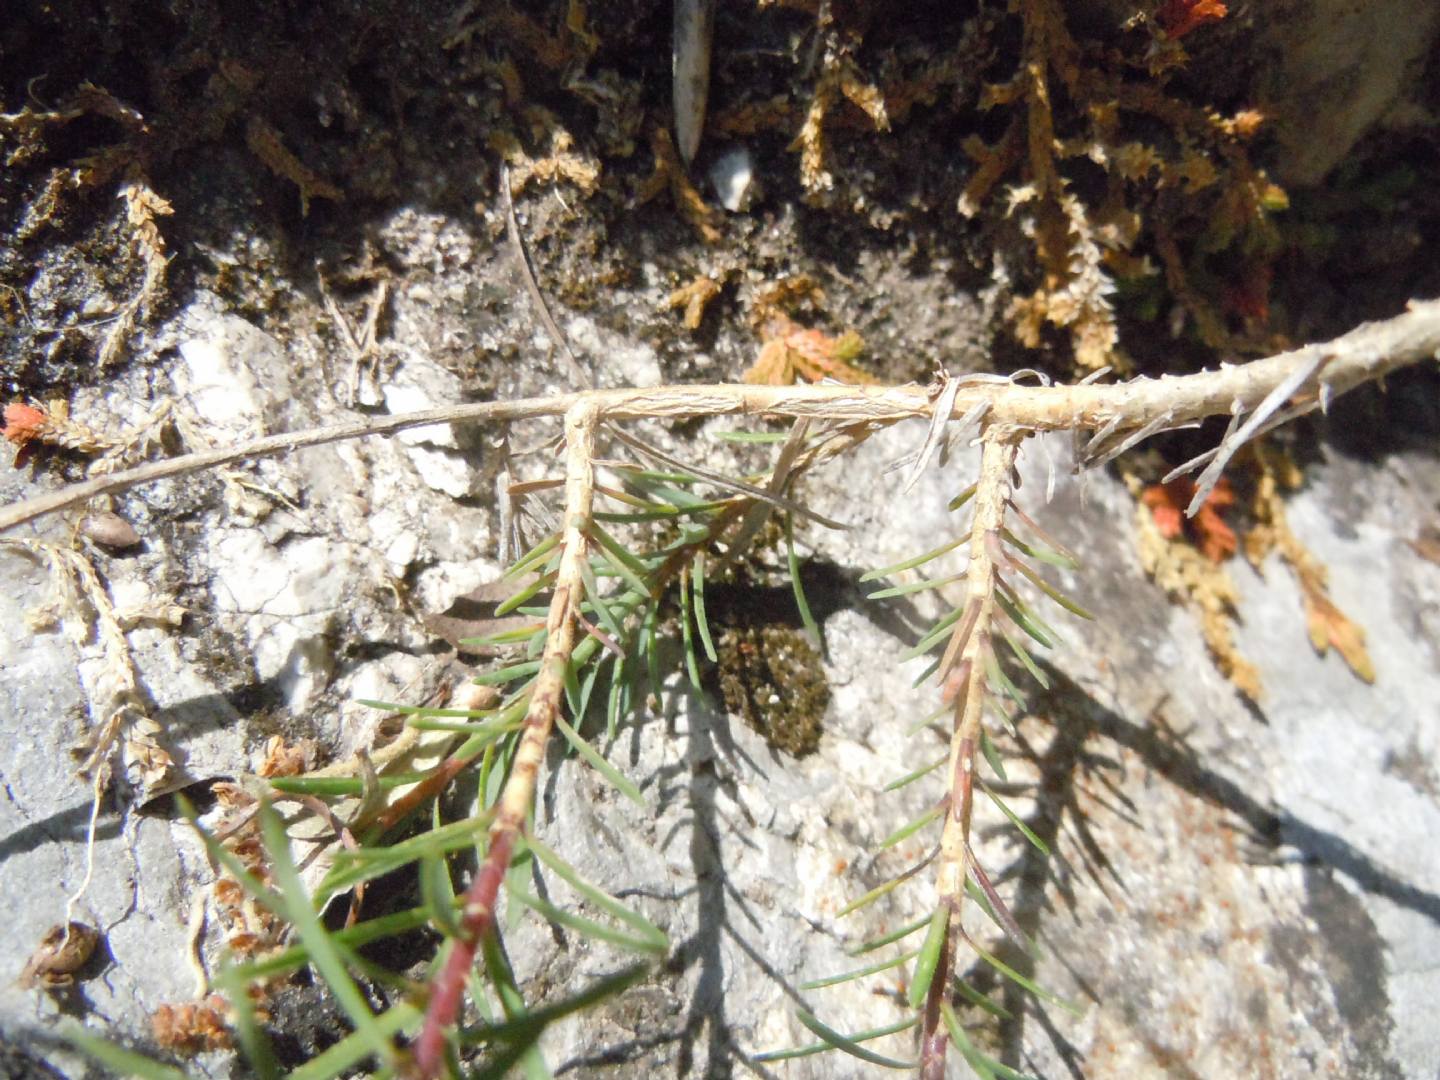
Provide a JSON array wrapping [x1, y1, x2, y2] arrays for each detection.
[[712, 623, 830, 757]]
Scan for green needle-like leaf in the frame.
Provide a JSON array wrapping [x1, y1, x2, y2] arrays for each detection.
[[790, 1009, 918, 1069], [507, 881, 668, 955], [65, 1028, 192, 1080], [884, 755, 946, 792], [753, 1017, 918, 1062], [785, 515, 821, 642], [983, 783, 1050, 855], [691, 551, 718, 663], [907, 905, 950, 1008], [850, 913, 932, 955], [801, 947, 920, 989], [553, 711, 644, 806], [496, 572, 556, 616], [521, 835, 668, 950], [971, 942, 1083, 1015], [258, 801, 395, 1070], [955, 979, 1014, 1019], [877, 802, 945, 852], [861, 536, 966, 582]]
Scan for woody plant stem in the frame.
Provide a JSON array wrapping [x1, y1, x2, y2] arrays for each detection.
[[4, 297, 1439, 535], [412, 401, 599, 1077], [921, 433, 1020, 1079]]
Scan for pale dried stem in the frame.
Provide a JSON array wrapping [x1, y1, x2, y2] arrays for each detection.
[[5, 298, 1438, 535], [413, 401, 598, 1078]]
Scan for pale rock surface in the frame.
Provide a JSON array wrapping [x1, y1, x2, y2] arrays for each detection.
[[1, 303, 1437, 1080]]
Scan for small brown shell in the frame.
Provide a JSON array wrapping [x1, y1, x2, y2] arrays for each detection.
[[18, 921, 101, 989]]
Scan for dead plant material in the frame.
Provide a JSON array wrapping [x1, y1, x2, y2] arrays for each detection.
[[152, 994, 235, 1054], [1243, 444, 1375, 683], [1128, 468, 1262, 699], [744, 313, 874, 386], [19, 922, 101, 990], [490, 116, 601, 197], [667, 274, 725, 330], [638, 126, 721, 244], [245, 117, 343, 216]]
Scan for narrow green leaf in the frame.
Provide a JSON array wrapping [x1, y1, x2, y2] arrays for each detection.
[[176, 796, 285, 916], [691, 551, 718, 663], [1000, 525, 1077, 570], [497, 572, 555, 616], [982, 783, 1050, 855], [589, 521, 655, 577], [356, 697, 497, 719], [792, 1009, 918, 1069], [64, 1028, 191, 1080], [507, 882, 667, 955], [955, 979, 1014, 1019], [940, 1002, 997, 1080], [257, 801, 395, 1069], [849, 913, 931, 955], [606, 652, 626, 742], [577, 560, 627, 644], [884, 756, 946, 792], [553, 711, 644, 806], [1008, 556, 1094, 619], [972, 942, 1083, 1015], [641, 605, 662, 701], [287, 1004, 423, 1080], [785, 515, 821, 643], [268, 771, 428, 797], [591, 532, 654, 599], [997, 624, 1051, 689], [475, 659, 544, 687], [901, 604, 967, 661], [866, 573, 965, 600], [907, 906, 950, 1008], [980, 730, 1009, 782], [212, 960, 281, 1078], [838, 869, 920, 918], [877, 802, 945, 852], [521, 835, 668, 950], [463, 965, 651, 1071], [949, 482, 979, 511], [421, 853, 462, 938], [860, 535, 965, 582], [909, 654, 942, 690], [504, 532, 560, 580], [993, 589, 1054, 650], [678, 566, 702, 691], [753, 1017, 918, 1062], [801, 948, 920, 990], [322, 815, 493, 898], [229, 905, 438, 982], [983, 648, 1026, 711]]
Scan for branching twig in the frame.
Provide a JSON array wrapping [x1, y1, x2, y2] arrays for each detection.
[[413, 400, 599, 1077], [921, 433, 1020, 1080], [5, 298, 1437, 536]]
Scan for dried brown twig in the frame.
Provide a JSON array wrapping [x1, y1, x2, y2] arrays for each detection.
[[5, 297, 1438, 537]]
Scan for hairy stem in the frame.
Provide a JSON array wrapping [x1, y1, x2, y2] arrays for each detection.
[[413, 401, 599, 1078], [922, 433, 1021, 1078], [6, 296, 1437, 534]]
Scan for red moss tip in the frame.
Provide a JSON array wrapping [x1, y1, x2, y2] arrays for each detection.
[[3, 402, 49, 447], [1157, 0, 1228, 39]]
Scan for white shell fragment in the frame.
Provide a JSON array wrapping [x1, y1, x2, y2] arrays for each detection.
[[709, 145, 757, 212]]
